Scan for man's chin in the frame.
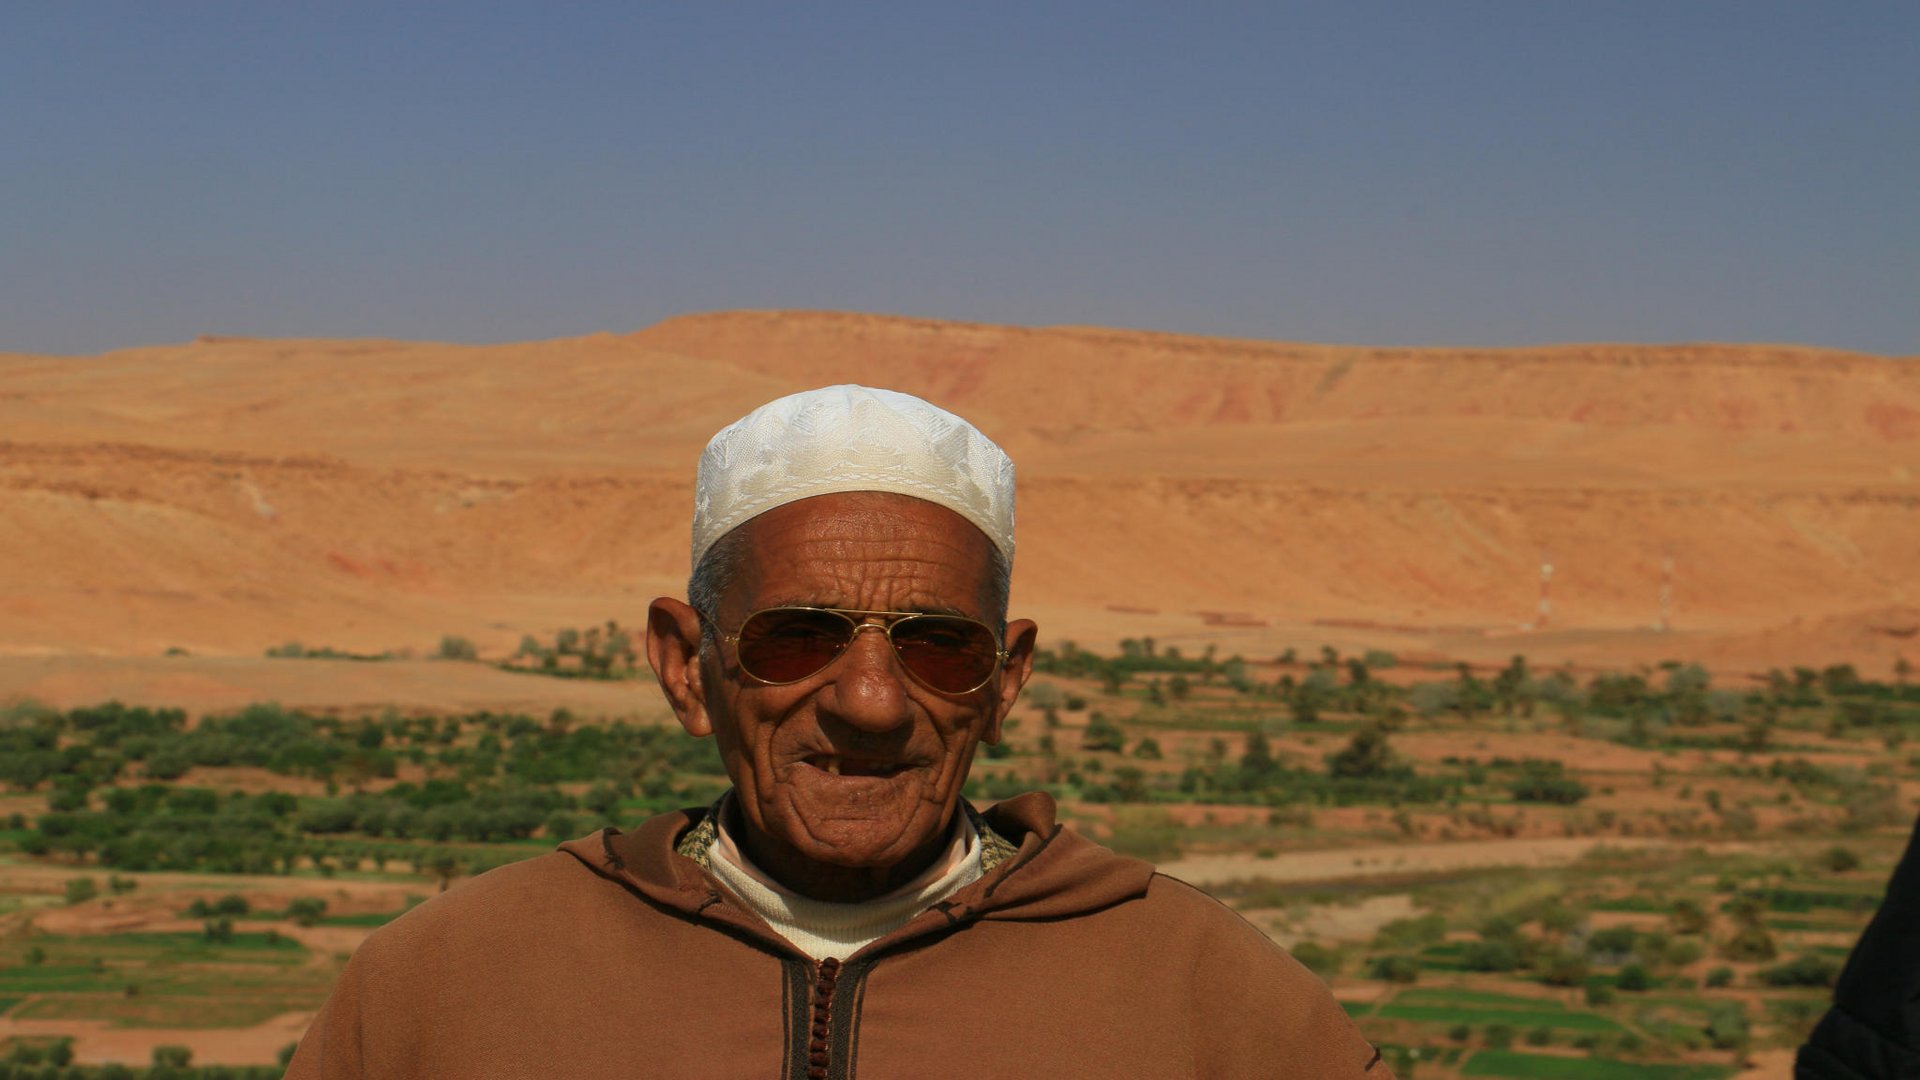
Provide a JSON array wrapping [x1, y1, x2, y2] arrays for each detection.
[[770, 803, 949, 868]]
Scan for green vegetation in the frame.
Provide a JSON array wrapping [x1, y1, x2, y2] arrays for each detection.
[[1462, 1050, 1736, 1079], [0, 925, 322, 1043], [265, 642, 391, 661], [5, 638, 1914, 1071], [8, 702, 726, 874], [1375, 1003, 1622, 1033], [503, 621, 643, 679]]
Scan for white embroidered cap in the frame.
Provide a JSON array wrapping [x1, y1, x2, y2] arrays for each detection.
[[691, 385, 1015, 569]]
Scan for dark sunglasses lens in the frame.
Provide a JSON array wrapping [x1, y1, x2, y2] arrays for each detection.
[[891, 617, 1001, 693], [736, 609, 851, 683]]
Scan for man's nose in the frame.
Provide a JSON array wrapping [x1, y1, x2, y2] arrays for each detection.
[[819, 624, 914, 732]]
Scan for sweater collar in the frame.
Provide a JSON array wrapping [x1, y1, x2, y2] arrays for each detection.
[[559, 790, 1155, 949]]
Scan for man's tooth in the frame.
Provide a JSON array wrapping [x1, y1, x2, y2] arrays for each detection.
[[826, 758, 841, 776]]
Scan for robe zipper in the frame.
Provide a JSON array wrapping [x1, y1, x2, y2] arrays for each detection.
[[802, 956, 842, 1079]]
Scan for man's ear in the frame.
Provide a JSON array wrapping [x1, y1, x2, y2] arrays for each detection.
[[982, 618, 1038, 745], [646, 597, 712, 738]]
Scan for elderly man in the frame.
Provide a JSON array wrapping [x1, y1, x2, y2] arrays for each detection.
[[289, 386, 1388, 1079]]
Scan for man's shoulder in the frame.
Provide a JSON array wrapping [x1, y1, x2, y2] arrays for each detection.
[[975, 818, 1317, 984], [355, 848, 611, 957], [1137, 870, 1310, 968], [1140, 869, 1277, 931]]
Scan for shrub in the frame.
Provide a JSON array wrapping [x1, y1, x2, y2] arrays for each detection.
[[64, 876, 98, 905], [1616, 963, 1654, 991], [1538, 950, 1590, 987], [1024, 682, 1064, 710], [1484, 1023, 1515, 1050], [1822, 846, 1861, 873], [287, 897, 328, 927], [1705, 966, 1734, 988], [1705, 1001, 1751, 1051], [1669, 899, 1710, 935], [1760, 954, 1843, 988], [1327, 724, 1404, 780], [1373, 913, 1448, 951], [1585, 982, 1616, 1006], [1362, 649, 1398, 670], [1463, 939, 1523, 972], [1585, 925, 1638, 959], [1081, 715, 1126, 753], [1509, 760, 1590, 804], [1448, 1023, 1472, 1042], [1289, 940, 1342, 976], [1661, 938, 1705, 967], [1722, 924, 1778, 963], [436, 635, 478, 661], [1841, 785, 1903, 831], [1367, 955, 1422, 983], [152, 1045, 193, 1067], [1525, 1025, 1554, 1047]]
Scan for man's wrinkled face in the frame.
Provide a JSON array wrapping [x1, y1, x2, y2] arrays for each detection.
[[700, 492, 1030, 875]]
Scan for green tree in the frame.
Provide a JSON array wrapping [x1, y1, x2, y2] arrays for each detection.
[[1493, 654, 1533, 717], [1704, 1000, 1751, 1054], [1081, 715, 1126, 753], [287, 897, 328, 927], [1822, 846, 1861, 873], [437, 635, 478, 661], [1326, 724, 1396, 779], [1367, 955, 1420, 983], [1721, 918, 1778, 963], [1111, 766, 1150, 803], [1670, 899, 1711, 935], [426, 850, 463, 893], [1237, 732, 1278, 790]]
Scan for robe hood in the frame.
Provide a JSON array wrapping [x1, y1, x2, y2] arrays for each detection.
[[556, 791, 1157, 955]]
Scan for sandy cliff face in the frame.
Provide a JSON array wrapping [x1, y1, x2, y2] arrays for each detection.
[[2, 311, 1915, 669]]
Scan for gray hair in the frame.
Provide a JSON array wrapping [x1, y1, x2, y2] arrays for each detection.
[[688, 526, 1013, 648]]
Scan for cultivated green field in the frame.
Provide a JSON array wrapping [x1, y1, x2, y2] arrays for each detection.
[[3, 641, 1914, 1075]]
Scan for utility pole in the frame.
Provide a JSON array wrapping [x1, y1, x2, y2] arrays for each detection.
[[1537, 547, 1553, 630], [1658, 551, 1674, 633]]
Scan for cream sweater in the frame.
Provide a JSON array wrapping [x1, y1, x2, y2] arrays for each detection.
[[707, 807, 982, 962]]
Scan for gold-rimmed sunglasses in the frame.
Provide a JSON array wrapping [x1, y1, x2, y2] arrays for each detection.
[[705, 606, 1009, 696]]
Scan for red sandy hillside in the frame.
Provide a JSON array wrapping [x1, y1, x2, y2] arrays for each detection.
[[1, 311, 1915, 665]]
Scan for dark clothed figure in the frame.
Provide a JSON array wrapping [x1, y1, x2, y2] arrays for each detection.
[[1798, 811, 1920, 1079]]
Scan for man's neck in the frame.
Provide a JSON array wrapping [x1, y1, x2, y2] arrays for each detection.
[[724, 801, 957, 904]]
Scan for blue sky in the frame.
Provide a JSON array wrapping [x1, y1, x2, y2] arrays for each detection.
[[3, 2, 1915, 355]]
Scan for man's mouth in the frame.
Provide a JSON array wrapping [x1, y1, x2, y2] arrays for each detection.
[[802, 754, 915, 779]]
